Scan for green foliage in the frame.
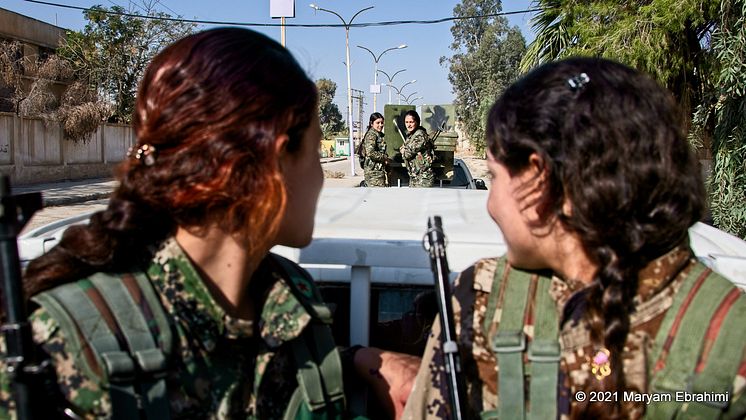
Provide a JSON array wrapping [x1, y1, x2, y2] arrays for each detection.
[[443, 0, 526, 154], [57, 3, 194, 123], [704, 0, 746, 238], [316, 78, 346, 139], [526, 0, 746, 239], [524, 0, 719, 117]]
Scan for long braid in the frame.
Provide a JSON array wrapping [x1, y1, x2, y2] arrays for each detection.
[[487, 57, 705, 419], [23, 188, 173, 299], [16, 28, 319, 314]]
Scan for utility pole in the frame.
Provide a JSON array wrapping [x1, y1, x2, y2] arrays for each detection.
[[351, 88, 366, 155]]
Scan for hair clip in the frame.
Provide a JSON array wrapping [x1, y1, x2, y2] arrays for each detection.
[[126, 144, 157, 166], [567, 73, 590, 91]]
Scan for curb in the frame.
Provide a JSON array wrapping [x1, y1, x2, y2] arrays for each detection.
[[43, 192, 112, 207], [321, 157, 349, 164]]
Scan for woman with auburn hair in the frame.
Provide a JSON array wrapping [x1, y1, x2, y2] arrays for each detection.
[[403, 57, 746, 419], [0, 27, 359, 419], [400, 110, 434, 188]]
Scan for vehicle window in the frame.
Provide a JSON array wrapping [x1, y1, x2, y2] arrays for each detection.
[[449, 163, 470, 187], [317, 283, 438, 356]]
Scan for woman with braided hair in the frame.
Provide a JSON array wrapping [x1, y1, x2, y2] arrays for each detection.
[[403, 57, 746, 419], [0, 27, 414, 419]]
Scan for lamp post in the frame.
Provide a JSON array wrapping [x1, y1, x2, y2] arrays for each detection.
[[310, 3, 373, 177], [385, 79, 416, 104], [406, 96, 423, 105], [357, 44, 406, 113], [377, 69, 406, 105], [401, 91, 419, 104]]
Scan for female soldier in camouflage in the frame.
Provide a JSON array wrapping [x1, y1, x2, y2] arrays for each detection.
[[0, 28, 365, 419], [403, 58, 746, 419], [400, 110, 434, 188], [362, 112, 389, 187]]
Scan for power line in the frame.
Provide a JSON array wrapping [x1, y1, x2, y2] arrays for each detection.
[[21, 0, 540, 28], [153, 0, 181, 18]]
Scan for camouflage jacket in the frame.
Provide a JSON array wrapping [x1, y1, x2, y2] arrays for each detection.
[[1, 238, 322, 419], [400, 127, 434, 177], [363, 128, 387, 173], [402, 244, 746, 419]]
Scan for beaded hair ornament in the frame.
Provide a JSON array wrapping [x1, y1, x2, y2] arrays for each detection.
[[126, 144, 157, 166]]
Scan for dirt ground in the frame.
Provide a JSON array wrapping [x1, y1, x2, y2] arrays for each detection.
[[457, 154, 490, 180]]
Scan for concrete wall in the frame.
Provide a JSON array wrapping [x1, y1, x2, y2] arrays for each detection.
[[0, 8, 66, 49], [0, 112, 135, 185]]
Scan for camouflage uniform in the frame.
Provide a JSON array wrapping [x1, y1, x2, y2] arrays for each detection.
[[0, 238, 326, 419], [363, 128, 388, 187], [402, 244, 746, 419], [401, 127, 434, 188]]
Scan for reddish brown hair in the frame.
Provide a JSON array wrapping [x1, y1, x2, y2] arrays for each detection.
[[22, 28, 317, 298]]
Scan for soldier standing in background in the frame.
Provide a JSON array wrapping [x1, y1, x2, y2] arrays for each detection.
[[0, 27, 416, 419], [400, 110, 434, 188], [362, 112, 389, 187], [402, 58, 746, 419]]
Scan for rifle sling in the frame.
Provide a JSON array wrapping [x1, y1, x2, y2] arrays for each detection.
[[492, 264, 532, 420]]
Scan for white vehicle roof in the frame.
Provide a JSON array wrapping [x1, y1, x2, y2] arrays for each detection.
[[19, 187, 746, 286], [18, 187, 746, 345]]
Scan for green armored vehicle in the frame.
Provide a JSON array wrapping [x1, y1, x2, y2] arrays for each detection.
[[382, 104, 461, 187]]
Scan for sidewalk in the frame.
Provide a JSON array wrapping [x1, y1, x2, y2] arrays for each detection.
[[11, 156, 357, 207]]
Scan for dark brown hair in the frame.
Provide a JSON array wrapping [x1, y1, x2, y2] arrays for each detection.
[[22, 28, 318, 299], [367, 112, 384, 130], [404, 109, 421, 127], [487, 57, 705, 418]]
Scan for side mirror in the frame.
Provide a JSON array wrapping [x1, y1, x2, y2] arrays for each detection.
[[473, 179, 487, 190]]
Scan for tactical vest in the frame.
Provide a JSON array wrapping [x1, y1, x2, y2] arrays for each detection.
[[480, 258, 746, 419], [31, 254, 346, 420]]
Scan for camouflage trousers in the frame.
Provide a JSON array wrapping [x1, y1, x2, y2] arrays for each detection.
[[408, 170, 434, 188], [365, 170, 388, 187]]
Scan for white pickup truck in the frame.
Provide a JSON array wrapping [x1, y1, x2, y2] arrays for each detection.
[[18, 187, 746, 354]]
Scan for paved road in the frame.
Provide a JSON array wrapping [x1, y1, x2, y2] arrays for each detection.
[[22, 200, 108, 234], [21, 157, 364, 235], [20, 155, 486, 235]]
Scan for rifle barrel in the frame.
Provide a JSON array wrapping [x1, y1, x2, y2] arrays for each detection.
[[0, 175, 46, 420], [426, 216, 467, 420]]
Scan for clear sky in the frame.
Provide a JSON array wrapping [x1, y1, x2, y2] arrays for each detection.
[[2, 0, 537, 118]]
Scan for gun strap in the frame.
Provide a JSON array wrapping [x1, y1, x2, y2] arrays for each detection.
[[32, 272, 172, 420], [272, 255, 346, 416], [89, 273, 170, 420], [646, 264, 746, 419], [486, 259, 559, 420], [491, 264, 532, 420], [527, 276, 560, 420]]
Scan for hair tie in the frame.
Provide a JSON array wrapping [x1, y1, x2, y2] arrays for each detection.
[[567, 73, 590, 91], [126, 144, 157, 166]]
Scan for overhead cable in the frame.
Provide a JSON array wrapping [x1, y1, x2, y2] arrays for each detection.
[[22, 0, 539, 28]]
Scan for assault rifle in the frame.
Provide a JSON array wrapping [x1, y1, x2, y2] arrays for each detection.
[[0, 175, 55, 419], [424, 216, 467, 420]]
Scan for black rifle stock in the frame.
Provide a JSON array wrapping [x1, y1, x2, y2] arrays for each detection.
[[425, 216, 467, 420], [0, 175, 54, 419]]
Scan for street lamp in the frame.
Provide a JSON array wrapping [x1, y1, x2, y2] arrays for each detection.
[[385, 79, 416, 104], [377, 69, 406, 104], [401, 91, 419, 104], [310, 3, 373, 177], [406, 96, 423, 105], [357, 44, 406, 113]]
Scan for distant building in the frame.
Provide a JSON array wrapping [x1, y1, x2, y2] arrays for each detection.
[[0, 7, 67, 112]]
